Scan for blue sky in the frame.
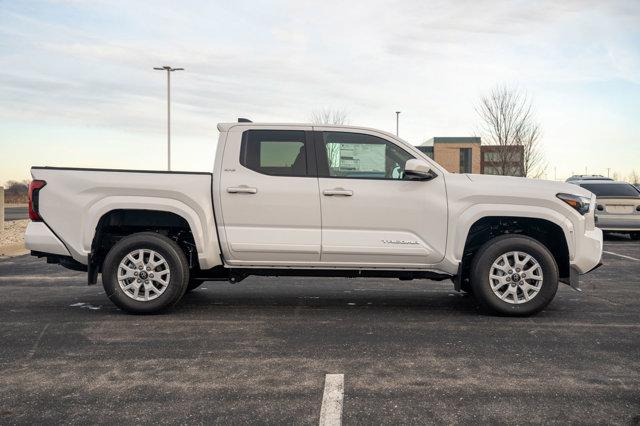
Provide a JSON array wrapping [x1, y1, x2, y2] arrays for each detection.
[[1, 0, 639, 183]]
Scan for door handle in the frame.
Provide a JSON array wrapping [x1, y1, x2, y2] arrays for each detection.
[[323, 188, 353, 196], [227, 186, 258, 194]]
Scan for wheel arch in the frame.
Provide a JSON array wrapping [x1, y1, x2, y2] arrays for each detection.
[[85, 197, 221, 280], [456, 215, 571, 291], [453, 205, 574, 260]]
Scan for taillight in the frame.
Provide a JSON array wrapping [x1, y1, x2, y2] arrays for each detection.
[[28, 180, 46, 221]]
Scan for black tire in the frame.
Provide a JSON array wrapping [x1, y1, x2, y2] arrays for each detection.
[[629, 232, 640, 240], [470, 235, 559, 316], [186, 279, 204, 292], [102, 232, 189, 314]]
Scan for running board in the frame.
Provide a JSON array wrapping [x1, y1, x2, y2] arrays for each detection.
[[227, 268, 452, 284]]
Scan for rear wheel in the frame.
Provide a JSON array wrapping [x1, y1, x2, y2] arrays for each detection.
[[470, 235, 559, 316], [102, 232, 189, 314]]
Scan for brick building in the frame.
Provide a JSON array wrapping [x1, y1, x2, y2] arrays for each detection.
[[416, 137, 524, 176], [417, 137, 481, 174]]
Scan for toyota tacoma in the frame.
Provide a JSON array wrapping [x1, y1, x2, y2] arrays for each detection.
[[25, 121, 603, 315]]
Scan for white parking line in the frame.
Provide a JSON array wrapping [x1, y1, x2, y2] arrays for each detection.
[[603, 251, 640, 262], [319, 374, 344, 426]]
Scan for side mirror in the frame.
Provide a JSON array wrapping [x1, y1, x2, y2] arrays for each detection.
[[404, 159, 438, 181]]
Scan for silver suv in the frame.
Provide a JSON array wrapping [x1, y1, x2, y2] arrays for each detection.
[[570, 179, 640, 239], [566, 175, 613, 182]]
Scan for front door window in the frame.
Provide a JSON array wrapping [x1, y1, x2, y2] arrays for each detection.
[[320, 132, 414, 180]]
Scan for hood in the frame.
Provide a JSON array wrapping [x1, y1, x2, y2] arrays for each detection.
[[464, 174, 592, 198]]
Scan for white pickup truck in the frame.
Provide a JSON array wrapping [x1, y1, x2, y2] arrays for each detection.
[[25, 122, 603, 315]]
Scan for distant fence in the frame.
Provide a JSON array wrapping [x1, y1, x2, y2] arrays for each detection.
[[0, 187, 4, 232]]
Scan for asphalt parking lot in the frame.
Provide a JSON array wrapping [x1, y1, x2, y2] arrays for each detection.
[[0, 237, 638, 425]]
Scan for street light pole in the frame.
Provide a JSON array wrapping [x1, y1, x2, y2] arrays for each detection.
[[154, 66, 184, 171], [395, 111, 401, 136]]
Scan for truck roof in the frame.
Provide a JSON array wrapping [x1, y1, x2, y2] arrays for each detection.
[[217, 122, 311, 132], [216, 122, 400, 140]]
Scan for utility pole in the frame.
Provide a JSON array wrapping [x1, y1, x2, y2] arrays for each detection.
[[607, 168, 610, 178], [154, 66, 184, 171], [395, 111, 401, 136], [554, 166, 557, 181]]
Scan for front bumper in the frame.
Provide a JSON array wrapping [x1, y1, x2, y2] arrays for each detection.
[[563, 226, 603, 290], [571, 227, 603, 274]]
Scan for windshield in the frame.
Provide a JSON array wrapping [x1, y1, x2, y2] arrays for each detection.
[[579, 183, 640, 198]]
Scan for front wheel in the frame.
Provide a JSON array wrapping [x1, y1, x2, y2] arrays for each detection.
[[470, 235, 559, 316], [102, 232, 190, 314]]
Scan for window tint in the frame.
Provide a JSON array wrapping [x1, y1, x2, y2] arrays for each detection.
[[240, 130, 309, 176], [320, 132, 414, 180], [579, 183, 640, 198]]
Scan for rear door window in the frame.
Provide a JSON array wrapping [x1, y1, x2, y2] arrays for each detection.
[[240, 130, 314, 177]]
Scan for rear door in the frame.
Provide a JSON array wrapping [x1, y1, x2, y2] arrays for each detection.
[[314, 128, 448, 267], [219, 127, 321, 265]]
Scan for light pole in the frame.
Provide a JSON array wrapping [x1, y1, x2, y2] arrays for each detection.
[[395, 111, 401, 136], [154, 66, 184, 171]]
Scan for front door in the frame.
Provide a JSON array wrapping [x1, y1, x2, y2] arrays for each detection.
[[219, 127, 321, 265], [314, 129, 448, 267]]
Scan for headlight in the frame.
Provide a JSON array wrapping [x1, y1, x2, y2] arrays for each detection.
[[557, 193, 591, 215]]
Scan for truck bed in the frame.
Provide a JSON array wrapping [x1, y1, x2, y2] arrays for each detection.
[[29, 166, 220, 269]]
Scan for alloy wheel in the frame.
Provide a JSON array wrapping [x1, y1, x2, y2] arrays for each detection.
[[117, 249, 171, 302], [488, 251, 543, 304]]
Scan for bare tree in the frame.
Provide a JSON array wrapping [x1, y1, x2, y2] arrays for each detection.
[[476, 85, 546, 178], [310, 108, 349, 125], [310, 109, 349, 168], [3, 179, 30, 203], [517, 121, 545, 178], [628, 170, 640, 185]]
